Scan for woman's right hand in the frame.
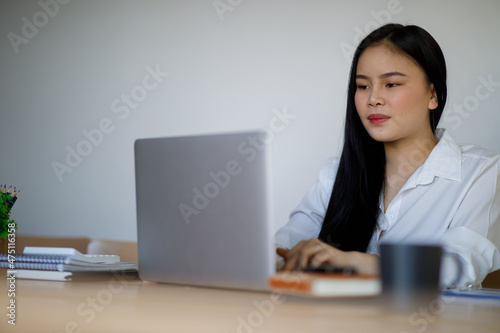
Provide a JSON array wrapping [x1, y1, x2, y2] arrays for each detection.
[[276, 238, 379, 275]]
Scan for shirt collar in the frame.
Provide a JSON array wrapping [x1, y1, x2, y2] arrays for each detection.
[[410, 128, 462, 186], [377, 129, 462, 221]]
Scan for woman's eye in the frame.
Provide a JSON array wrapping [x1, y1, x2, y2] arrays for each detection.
[[386, 83, 399, 88], [357, 85, 369, 90]]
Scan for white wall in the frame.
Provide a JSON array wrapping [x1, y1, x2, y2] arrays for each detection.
[[1, 0, 499, 241]]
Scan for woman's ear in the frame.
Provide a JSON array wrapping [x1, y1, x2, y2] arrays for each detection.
[[428, 84, 438, 110]]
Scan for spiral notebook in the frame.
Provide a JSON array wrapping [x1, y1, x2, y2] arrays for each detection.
[[0, 247, 137, 272]]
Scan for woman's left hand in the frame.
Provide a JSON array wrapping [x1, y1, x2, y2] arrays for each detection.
[[276, 238, 379, 275]]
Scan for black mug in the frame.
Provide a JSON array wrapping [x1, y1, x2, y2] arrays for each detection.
[[380, 243, 462, 311]]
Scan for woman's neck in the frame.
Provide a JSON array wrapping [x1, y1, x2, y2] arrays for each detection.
[[382, 131, 438, 212], [384, 131, 438, 182]]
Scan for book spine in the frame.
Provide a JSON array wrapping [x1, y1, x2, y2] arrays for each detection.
[[268, 276, 312, 293]]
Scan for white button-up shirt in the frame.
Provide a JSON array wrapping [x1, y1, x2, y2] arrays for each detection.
[[274, 129, 500, 287]]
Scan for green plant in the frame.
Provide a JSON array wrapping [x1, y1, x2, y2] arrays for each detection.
[[0, 194, 16, 239]]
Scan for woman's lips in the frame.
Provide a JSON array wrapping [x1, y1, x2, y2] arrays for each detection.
[[368, 113, 390, 125]]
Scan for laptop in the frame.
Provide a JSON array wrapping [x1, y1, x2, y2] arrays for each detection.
[[134, 130, 276, 291]]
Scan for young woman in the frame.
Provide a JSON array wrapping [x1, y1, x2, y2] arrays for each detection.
[[274, 23, 500, 287]]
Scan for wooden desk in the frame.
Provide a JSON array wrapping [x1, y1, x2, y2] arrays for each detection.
[[1, 271, 499, 333]]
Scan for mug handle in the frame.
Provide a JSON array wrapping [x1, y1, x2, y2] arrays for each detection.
[[442, 251, 464, 289]]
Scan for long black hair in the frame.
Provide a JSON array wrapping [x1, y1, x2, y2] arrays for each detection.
[[318, 24, 447, 252]]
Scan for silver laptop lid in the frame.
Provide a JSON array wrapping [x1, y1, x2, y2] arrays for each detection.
[[134, 130, 275, 291]]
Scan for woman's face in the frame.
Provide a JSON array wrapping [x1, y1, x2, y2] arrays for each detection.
[[354, 44, 438, 145]]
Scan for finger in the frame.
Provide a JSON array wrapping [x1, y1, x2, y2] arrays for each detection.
[[281, 242, 311, 271], [296, 242, 325, 269], [310, 248, 338, 267], [311, 247, 354, 270], [282, 253, 298, 271], [281, 240, 307, 259], [276, 247, 289, 258], [280, 239, 324, 271], [282, 246, 308, 271], [280, 241, 308, 271]]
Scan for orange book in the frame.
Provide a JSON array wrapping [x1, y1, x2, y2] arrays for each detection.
[[268, 271, 381, 298]]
